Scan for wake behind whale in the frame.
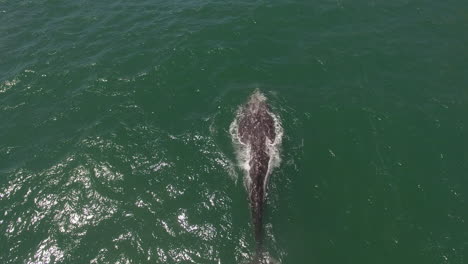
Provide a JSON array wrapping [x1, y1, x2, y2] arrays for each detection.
[[230, 90, 283, 263]]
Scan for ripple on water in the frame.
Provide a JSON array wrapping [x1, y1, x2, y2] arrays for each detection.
[[26, 237, 64, 264], [1, 105, 264, 263], [0, 78, 19, 94]]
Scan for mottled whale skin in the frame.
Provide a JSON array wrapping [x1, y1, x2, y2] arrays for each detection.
[[233, 91, 281, 261]]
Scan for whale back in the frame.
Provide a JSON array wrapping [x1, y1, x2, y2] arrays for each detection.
[[230, 90, 283, 263], [238, 91, 276, 146]]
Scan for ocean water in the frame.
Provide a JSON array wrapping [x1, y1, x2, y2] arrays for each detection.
[[0, 0, 467, 263]]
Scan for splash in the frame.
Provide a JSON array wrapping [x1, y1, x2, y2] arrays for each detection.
[[229, 116, 252, 190], [264, 110, 283, 192]]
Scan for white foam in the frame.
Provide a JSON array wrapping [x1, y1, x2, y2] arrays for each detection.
[[264, 110, 283, 192], [229, 116, 252, 191]]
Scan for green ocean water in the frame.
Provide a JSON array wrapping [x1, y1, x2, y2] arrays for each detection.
[[1, 0, 467, 263]]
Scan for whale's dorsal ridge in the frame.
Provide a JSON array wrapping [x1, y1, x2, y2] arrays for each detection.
[[230, 90, 283, 262]]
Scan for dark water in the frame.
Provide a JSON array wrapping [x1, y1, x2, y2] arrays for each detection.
[[1, 0, 467, 263]]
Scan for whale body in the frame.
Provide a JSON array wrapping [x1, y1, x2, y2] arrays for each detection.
[[230, 90, 282, 262]]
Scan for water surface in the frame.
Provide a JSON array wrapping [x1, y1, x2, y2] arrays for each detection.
[[1, 0, 467, 263]]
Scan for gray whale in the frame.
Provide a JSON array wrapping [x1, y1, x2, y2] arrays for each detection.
[[230, 90, 282, 262]]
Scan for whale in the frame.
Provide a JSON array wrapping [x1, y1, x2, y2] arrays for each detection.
[[230, 90, 282, 263]]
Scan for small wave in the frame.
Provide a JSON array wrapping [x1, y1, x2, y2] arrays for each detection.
[[0, 78, 19, 94]]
